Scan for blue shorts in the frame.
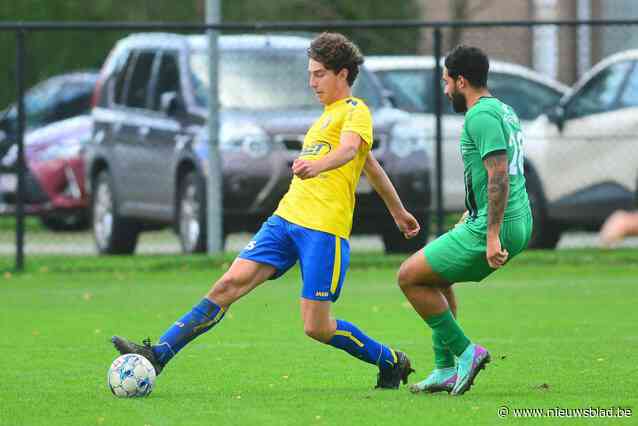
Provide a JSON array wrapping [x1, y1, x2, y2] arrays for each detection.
[[238, 215, 350, 302]]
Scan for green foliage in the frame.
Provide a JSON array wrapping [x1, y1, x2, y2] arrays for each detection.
[[0, 0, 420, 108]]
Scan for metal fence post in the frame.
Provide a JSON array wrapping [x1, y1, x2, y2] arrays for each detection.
[[432, 27, 444, 236], [15, 28, 26, 271], [206, 0, 223, 254]]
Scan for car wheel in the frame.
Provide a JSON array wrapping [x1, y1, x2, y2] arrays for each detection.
[[177, 171, 207, 254], [381, 213, 430, 254], [40, 212, 89, 232], [525, 172, 561, 249], [92, 171, 139, 255]]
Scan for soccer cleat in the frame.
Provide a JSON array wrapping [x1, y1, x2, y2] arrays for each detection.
[[375, 350, 415, 389], [450, 344, 490, 396], [409, 367, 457, 394], [111, 336, 164, 376]]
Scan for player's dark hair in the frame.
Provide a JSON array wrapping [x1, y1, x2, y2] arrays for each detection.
[[308, 32, 364, 86], [444, 45, 489, 88]]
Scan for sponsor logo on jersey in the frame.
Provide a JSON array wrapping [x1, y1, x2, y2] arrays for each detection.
[[300, 141, 332, 157], [321, 116, 332, 129]]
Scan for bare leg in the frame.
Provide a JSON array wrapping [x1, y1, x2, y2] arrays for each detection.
[[207, 257, 276, 310], [397, 250, 452, 319]]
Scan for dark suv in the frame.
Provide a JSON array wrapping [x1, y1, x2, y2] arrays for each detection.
[[85, 33, 431, 255]]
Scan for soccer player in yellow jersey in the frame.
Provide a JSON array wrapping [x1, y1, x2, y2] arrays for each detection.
[[112, 33, 420, 389]]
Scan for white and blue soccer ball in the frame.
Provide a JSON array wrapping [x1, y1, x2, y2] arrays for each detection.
[[107, 354, 156, 398]]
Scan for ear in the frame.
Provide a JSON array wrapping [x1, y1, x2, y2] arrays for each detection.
[[338, 68, 349, 82]]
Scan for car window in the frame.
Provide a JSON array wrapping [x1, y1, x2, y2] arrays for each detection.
[[124, 51, 157, 109], [152, 52, 181, 111], [190, 49, 382, 110], [114, 52, 135, 105], [566, 60, 633, 119], [23, 79, 63, 129], [618, 61, 638, 108], [488, 73, 562, 121], [53, 81, 94, 121], [351, 70, 383, 110], [374, 69, 453, 114]]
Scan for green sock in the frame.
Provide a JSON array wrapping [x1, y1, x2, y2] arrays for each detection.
[[432, 331, 456, 369], [425, 309, 471, 357]]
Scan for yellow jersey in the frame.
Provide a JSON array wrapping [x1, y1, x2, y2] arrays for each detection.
[[274, 96, 373, 239]]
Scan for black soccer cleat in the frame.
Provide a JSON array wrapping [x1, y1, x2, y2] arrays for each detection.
[[111, 336, 164, 376], [375, 350, 415, 389]]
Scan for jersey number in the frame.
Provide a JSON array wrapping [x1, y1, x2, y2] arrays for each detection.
[[508, 131, 524, 176]]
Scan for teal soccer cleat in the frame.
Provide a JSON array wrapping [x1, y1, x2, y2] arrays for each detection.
[[451, 344, 490, 396], [409, 367, 457, 394]]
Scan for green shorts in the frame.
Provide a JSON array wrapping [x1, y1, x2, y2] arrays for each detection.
[[424, 211, 532, 283]]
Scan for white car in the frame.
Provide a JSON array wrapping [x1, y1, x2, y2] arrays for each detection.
[[523, 49, 638, 248], [366, 55, 568, 247]]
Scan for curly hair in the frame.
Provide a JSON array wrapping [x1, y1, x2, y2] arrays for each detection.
[[308, 32, 364, 86]]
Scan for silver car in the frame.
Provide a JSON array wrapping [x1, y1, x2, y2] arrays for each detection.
[[524, 49, 638, 248]]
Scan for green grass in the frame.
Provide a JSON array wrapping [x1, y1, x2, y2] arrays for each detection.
[[0, 251, 636, 425]]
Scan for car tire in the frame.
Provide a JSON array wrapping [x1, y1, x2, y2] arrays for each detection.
[[91, 171, 139, 255], [525, 171, 561, 249], [177, 171, 207, 254], [382, 213, 430, 254], [40, 212, 89, 232]]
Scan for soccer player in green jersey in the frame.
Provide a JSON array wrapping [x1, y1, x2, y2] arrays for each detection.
[[398, 45, 533, 396]]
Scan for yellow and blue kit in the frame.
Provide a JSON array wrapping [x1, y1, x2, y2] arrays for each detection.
[[239, 96, 372, 301]]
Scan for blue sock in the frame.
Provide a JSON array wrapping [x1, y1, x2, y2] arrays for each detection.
[[328, 319, 397, 369], [152, 298, 225, 366]]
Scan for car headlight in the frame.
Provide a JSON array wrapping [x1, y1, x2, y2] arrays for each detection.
[[220, 134, 270, 159], [389, 121, 432, 158], [219, 124, 271, 159]]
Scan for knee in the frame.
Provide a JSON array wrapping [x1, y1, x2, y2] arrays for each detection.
[[303, 323, 333, 343], [208, 274, 242, 306], [397, 262, 416, 292]]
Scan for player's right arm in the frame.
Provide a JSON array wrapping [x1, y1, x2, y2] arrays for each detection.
[[363, 151, 420, 239]]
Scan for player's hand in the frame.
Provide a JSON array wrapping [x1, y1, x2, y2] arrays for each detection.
[[394, 210, 420, 239], [486, 235, 508, 268], [292, 159, 321, 179]]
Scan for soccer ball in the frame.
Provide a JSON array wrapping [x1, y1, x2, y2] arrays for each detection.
[[107, 354, 156, 397]]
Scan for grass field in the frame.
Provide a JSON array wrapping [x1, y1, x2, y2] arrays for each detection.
[[0, 250, 636, 425]]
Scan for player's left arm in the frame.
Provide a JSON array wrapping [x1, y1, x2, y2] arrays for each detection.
[[364, 151, 420, 239], [292, 131, 360, 179], [484, 151, 509, 268], [469, 111, 511, 268]]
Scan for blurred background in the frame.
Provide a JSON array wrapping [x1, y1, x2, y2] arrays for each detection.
[[1, 0, 637, 265]]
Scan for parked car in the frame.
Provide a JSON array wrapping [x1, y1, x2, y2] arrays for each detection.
[[522, 49, 638, 248], [85, 33, 432, 255], [0, 115, 91, 230], [0, 71, 98, 157], [365, 55, 568, 248], [0, 72, 97, 231]]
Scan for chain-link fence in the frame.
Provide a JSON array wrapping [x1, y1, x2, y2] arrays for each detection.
[[1, 18, 638, 270]]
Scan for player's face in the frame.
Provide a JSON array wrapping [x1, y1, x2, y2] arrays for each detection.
[[308, 58, 343, 105], [443, 67, 468, 113]]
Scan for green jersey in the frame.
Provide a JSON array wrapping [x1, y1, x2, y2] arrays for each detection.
[[460, 97, 530, 231]]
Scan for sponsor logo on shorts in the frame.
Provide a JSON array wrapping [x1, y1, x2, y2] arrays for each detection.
[[244, 240, 256, 251], [315, 291, 329, 297]]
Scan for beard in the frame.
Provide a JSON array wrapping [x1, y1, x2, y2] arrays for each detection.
[[449, 91, 468, 113]]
